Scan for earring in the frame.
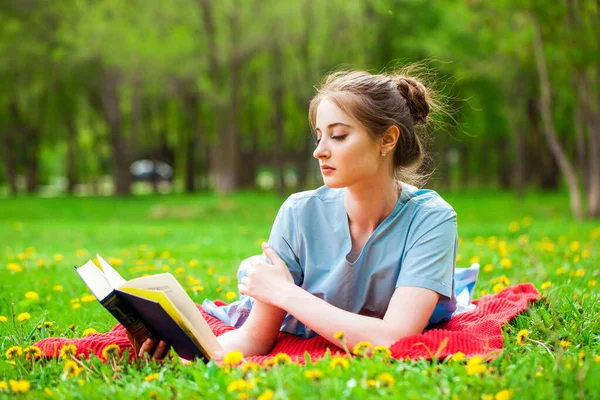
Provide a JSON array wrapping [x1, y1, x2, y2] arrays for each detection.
[[381, 151, 387, 157]]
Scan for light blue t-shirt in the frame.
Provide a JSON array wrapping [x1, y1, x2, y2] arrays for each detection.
[[203, 183, 461, 338]]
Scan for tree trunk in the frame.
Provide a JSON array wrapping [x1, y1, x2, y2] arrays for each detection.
[[0, 128, 18, 194], [587, 66, 600, 217], [271, 44, 286, 195], [99, 70, 131, 196], [181, 91, 200, 193], [65, 114, 77, 195], [10, 100, 40, 194], [532, 18, 583, 219]]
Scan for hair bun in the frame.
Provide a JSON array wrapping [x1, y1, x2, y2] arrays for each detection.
[[394, 77, 429, 125]]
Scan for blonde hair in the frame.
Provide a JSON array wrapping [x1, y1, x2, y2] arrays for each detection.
[[309, 67, 441, 187]]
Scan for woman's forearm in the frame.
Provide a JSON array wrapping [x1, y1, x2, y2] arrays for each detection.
[[216, 326, 275, 357], [275, 284, 405, 350]]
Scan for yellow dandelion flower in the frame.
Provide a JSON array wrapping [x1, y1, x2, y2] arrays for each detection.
[[304, 369, 323, 379], [594, 355, 600, 362], [570, 241, 581, 252], [575, 269, 586, 277], [188, 259, 198, 267], [559, 340, 571, 348], [160, 251, 170, 259], [516, 329, 529, 345], [329, 356, 349, 369], [9, 380, 30, 394], [101, 344, 120, 360], [498, 241, 508, 257], [218, 276, 228, 285], [0, 381, 7, 390], [193, 285, 204, 292], [7, 263, 23, 272], [265, 352, 291, 366], [227, 379, 254, 392], [556, 267, 566, 275], [588, 280, 596, 287], [536, 370, 542, 377], [5, 346, 23, 359], [81, 328, 97, 337], [372, 345, 391, 358], [43, 321, 52, 328], [483, 264, 494, 273], [465, 356, 487, 375], [495, 389, 512, 400], [365, 379, 377, 387], [144, 373, 160, 382], [63, 360, 82, 378], [541, 282, 552, 290], [75, 249, 88, 257], [160, 265, 170, 272], [352, 341, 372, 356], [508, 221, 520, 233], [0, 316, 7, 323], [53, 254, 64, 262], [377, 372, 394, 387], [24, 346, 42, 360], [257, 389, 274, 400], [25, 291, 39, 300], [72, 303, 81, 310], [223, 350, 244, 366], [175, 267, 185, 275], [81, 295, 96, 303], [334, 331, 345, 341], [52, 285, 63, 291], [207, 266, 215, 275], [225, 291, 236, 301], [493, 283, 505, 293], [450, 352, 465, 362], [241, 361, 260, 373], [37, 259, 45, 267], [59, 344, 78, 360], [108, 258, 123, 266], [70, 298, 80, 304], [17, 312, 31, 322], [44, 387, 53, 396], [500, 258, 512, 269], [470, 256, 480, 264]]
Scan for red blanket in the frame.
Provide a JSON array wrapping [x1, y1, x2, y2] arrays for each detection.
[[35, 283, 539, 364]]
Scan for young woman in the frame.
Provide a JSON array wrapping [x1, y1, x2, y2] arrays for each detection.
[[129, 69, 478, 360]]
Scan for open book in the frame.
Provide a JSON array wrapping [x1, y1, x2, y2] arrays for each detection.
[[74, 255, 222, 362]]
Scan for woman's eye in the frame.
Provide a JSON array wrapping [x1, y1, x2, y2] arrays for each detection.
[[314, 138, 321, 146], [331, 135, 347, 141]]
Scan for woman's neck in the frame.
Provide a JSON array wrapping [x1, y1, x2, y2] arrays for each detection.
[[344, 178, 401, 234]]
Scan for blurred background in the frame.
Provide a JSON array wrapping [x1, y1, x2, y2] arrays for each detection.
[[0, 0, 598, 219]]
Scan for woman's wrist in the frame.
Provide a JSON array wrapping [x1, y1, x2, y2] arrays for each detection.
[[273, 281, 301, 310]]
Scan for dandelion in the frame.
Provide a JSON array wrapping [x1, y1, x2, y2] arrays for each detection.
[[500, 258, 512, 269], [241, 361, 260, 373], [144, 373, 160, 382], [101, 344, 120, 360], [495, 389, 512, 400], [594, 355, 600, 363], [63, 360, 82, 378], [508, 221, 520, 233], [334, 331, 345, 341], [7, 263, 23, 272], [72, 304, 81, 310], [329, 356, 349, 369], [227, 379, 255, 392], [175, 267, 185, 275], [372, 345, 391, 359], [483, 264, 494, 273], [17, 312, 31, 322], [574, 269, 586, 277], [365, 379, 377, 387], [24, 346, 42, 360], [304, 369, 323, 379], [193, 285, 204, 292], [265, 353, 291, 367], [0, 316, 7, 323], [450, 352, 465, 362], [470, 256, 480, 264], [108, 258, 123, 266], [25, 291, 39, 300], [53, 254, 64, 262], [207, 266, 215, 275], [37, 259, 46, 267], [559, 340, 571, 348], [8, 380, 30, 394], [516, 329, 529, 345], [5, 346, 23, 359], [556, 267, 566, 275], [541, 282, 552, 290], [493, 283, 505, 293], [223, 350, 244, 366], [218, 276, 228, 285], [0, 381, 7, 391], [75, 249, 88, 257], [257, 389, 274, 400], [44, 388, 53, 396], [352, 341, 372, 356], [588, 280, 597, 287], [82, 328, 97, 337], [377, 372, 395, 387], [161, 265, 170, 272], [188, 259, 198, 267], [60, 344, 78, 360], [81, 295, 96, 303], [52, 285, 63, 291], [465, 356, 487, 375], [225, 291, 236, 301]]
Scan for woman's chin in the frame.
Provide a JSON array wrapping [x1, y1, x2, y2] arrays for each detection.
[[322, 177, 345, 189]]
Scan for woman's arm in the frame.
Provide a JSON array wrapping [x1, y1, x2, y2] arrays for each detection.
[[216, 299, 287, 357], [239, 242, 440, 350]]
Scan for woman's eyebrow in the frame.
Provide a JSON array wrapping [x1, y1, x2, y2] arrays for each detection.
[[315, 122, 353, 132]]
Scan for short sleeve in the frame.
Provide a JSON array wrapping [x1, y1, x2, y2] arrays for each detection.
[[395, 210, 457, 298], [266, 198, 304, 286]]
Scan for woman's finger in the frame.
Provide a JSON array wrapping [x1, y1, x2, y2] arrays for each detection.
[[139, 338, 154, 358], [261, 242, 282, 264], [152, 340, 168, 360], [238, 283, 248, 295]]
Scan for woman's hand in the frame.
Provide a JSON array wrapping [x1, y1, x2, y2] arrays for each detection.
[[125, 330, 170, 360], [238, 242, 295, 307]]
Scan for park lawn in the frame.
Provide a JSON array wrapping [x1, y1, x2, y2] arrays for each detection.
[[0, 189, 599, 399]]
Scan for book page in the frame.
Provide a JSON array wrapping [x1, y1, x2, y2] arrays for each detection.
[[122, 273, 222, 355], [74, 260, 113, 301], [96, 254, 127, 289]]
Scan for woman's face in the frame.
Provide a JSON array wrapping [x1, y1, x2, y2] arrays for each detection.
[[313, 97, 384, 188]]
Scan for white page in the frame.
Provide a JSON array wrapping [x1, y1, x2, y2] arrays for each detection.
[[96, 254, 127, 289], [122, 273, 222, 355], [74, 260, 113, 301]]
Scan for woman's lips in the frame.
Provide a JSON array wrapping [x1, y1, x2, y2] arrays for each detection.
[[321, 165, 335, 175]]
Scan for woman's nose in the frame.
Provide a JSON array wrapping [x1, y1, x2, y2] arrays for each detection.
[[313, 140, 330, 160]]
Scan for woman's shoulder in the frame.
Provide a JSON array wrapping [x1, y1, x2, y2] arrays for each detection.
[[400, 182, 456, 218], [282, 186, 343, 209]]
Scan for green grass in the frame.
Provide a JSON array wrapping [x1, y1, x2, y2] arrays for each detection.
[[1, 190, 599, 399]]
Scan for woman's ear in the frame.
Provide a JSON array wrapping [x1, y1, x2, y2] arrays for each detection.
[[381, 125, 400, 153]]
